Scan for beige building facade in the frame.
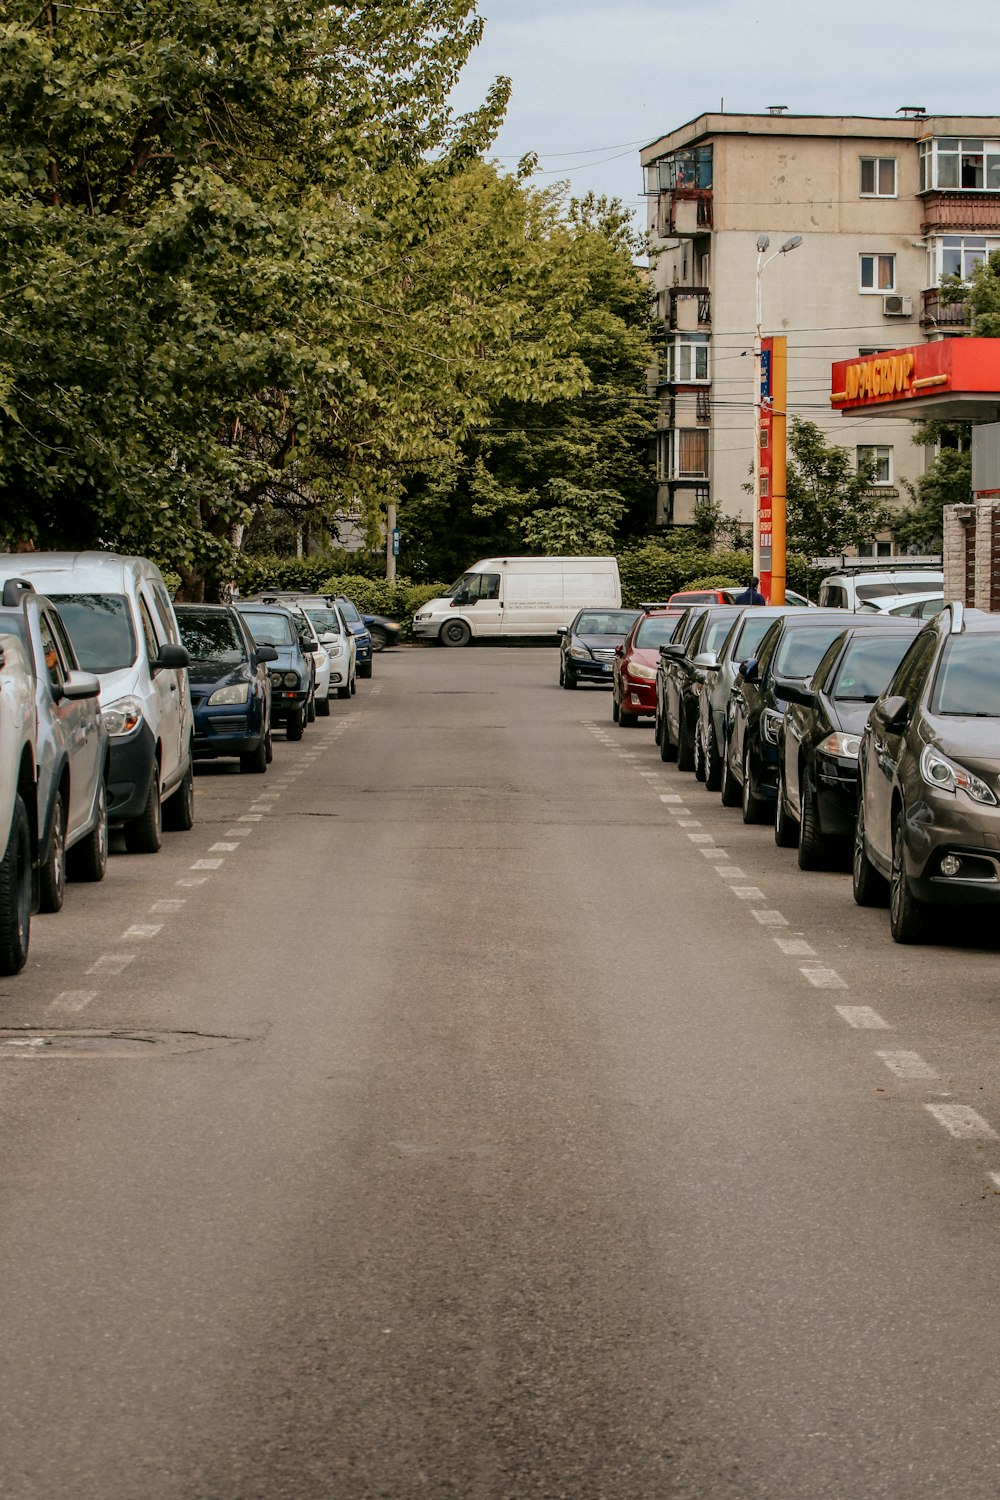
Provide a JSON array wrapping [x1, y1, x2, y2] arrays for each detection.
[[641, 111, 1000, 545]]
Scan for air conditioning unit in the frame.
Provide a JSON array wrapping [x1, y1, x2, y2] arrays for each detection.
[[882, 294, 913, 317]]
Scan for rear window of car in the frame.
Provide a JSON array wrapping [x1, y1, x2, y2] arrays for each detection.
[[575, 611, 638, 635], [932, 636, 1000, 716], [830, 635, 917, 702], [177, 612, 246, 663], [49, 593, 136, 672], [241, 611, 296, 647], [634, 615, 681, 648], [773, 625, 848, 679]]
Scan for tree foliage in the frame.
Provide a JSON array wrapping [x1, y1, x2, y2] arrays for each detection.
[[784, 419, 893, 559], [895, 420, 971, 554]]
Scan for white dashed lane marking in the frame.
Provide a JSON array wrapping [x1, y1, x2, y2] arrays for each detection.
[[877, 1051, 938, 1080], [50, 990, 98, 1013], [177, 876, 208, 887], [121, 924, 162, 941], [800, 966, 848, 991], [209, 842, 240, 853], [836, 1006, 890, 1030], [926, 1104, 998, 1141], [87, 955, 135, 977], [191, 859, 224, 870], [752, 910, 788, 927], [732, 887, 766, 901], [774, 937, 816, 957], [151, 899, 185, 914]]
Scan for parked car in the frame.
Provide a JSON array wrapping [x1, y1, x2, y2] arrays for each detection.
[[557, 607, 641, 688], [724, 610, 895, 824], [696, 607, 790, 793], [175, 604, 277, 773], [857, 592, 945, 620], [817, 563, 943, 611], [0, 552, 193, 853], [656, 605, 743, 769], [773, 621, 921, 869], [854, 604, 1000, 942], [291, 607, 331, 718], [668, 588, 735, 605], [330, 594, 373, 678], [0, 614, 39, 974], [237, 602, 316, 741], [363, 614, 401, 651], [246, 593, 357, 700], [612, 609, 684, 726]]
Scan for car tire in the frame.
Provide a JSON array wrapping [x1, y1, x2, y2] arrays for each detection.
[[316, 695, 331, 718], [439, 620, 471, 648], [720, 737, 741, 807], [796, 774, 826, 870], [704, 726, 722, 792], [619, 708, 639, 728], [67, 779, 108, 883], [693, 724, 706, 783], [265, 728, 273, 764], [562, 666, 577, 689], [774, 768, 798, 849], [307, 695, 317, 724], [38, 794, 67, 913], [286, 706, 305, 742], [162, 762, 195, 831], [337, 684, 351, 700], [357, 661, 373, 679], [677, 711, 694, 772], [124, 772, 162, 854], [741, 746, 768, 825], [350, 672, 357, 695], [369, 626, 388, 651], [240, 736, 268, 774], [0, 795, 31, 976], [659, 714, 676, 762], [889, 808, 925, 944], [612, 694, 620, 724], [852, 797, 888, 907]]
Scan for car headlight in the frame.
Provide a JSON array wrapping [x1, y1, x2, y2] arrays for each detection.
[[102, 695, 143, 737], [569, 646, 590, 660], [415, 612, 430, 622], [627, 661, 657, 682], [207, 682, 249, 706], [817, 732, 861, 759], [762, 708, 785, 744], [283, 671, 300, 689], [920, 745, 997, 805]]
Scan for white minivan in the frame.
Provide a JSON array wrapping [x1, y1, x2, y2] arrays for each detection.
[[412, 556, 622, 646], [0, 553, 194, 852]]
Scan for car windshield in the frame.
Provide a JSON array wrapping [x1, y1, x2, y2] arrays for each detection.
[[634, 616, 680, 648], [773, 625, 848, 678], [49, 593, 136, 671], [730, 615, 773, 660], [931, 636, 1000, 716], [242, 611, 296, 647], [575, 610, 638, 635], [830, 635, 917, 701], [177, 612, 245, 663], [302, 608, 341, 635]]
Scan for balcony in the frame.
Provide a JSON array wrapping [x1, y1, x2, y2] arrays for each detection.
[[656, 187, 713, 239], [667, 286, 711, 332], [921, 192, 1000, 233], [920, 288, 973, 330]]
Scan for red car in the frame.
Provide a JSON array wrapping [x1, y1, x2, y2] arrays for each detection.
[[613, 609, 683, 727], [668, 588, 735, 605]]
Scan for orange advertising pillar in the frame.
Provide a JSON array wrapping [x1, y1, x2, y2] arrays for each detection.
[[770, 336, 787, 606]]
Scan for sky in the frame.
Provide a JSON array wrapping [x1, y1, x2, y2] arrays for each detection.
[[450, 0, 1000, 233]]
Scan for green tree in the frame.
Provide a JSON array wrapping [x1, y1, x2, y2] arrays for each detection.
[[784, 418, 893, 558], [896, 421, 971, 553]]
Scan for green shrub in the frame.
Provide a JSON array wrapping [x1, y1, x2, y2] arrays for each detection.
[[682, 575, 743, 592]]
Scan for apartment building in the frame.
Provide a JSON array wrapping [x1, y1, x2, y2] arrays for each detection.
[[641, 110, 1000, 542]]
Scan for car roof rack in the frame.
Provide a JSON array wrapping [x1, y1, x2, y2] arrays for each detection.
[[1, 578, 35, 607], [947, 601, 965, 634]]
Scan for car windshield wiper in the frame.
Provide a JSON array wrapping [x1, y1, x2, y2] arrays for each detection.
[[835, 693, 880, 702]]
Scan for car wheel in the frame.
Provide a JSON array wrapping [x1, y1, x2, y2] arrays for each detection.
[[124, 772, 162, 854], [0, 795, 31, 976], [240, 735, 268, 774], [562, 665, 577, 689], [693, 724, 706, 783], [774, 767, 798, 849], [162, 761, 195, 831], [796, 774, 826, 870], [612, 693, 620, 724], [619, 708, 639, 728], [350, 672, 357, 696], [265, 728, 273, 764], [852, 796, 888, 907], [439, 620, 471, 648], [704, 726, 722, 792], [67, 779, 109, 883], [741, 746, 768, 825], [316, 695, 331, 718], [337, 684, 351, 700], [286, 706, 305, 742], [358, 661, 372, 679], [659, 713, 676, 762], [889, 808, 925, 944], [677, 711, 694, 772], [307, 695, 317, 724], [369, 625, 388, 651], [720, 737, 741, 807], [38, 794, 67, 913]]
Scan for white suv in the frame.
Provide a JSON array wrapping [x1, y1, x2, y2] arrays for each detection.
[[0, 620, 36, 974]]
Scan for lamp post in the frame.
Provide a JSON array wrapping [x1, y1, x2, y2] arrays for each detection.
[[752, 234, 802, 590]]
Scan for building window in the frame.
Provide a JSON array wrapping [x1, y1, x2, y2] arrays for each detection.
[[858, 445, 892, 485], [860, 157, 896, 197], [859, 253, 895, 292], [655, 432, 670, 482], [926, 234, 1000, 284], [644, 145, 713, 194], [920, 138, 1000, 192], [668, 334, 709, 383], [673, 429, 709, 479]]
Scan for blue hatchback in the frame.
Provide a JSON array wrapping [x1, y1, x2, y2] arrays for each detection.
[[175, 604, 277, 773]]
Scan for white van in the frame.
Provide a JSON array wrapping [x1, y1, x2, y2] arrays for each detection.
[[412, 556, 622, 646], [0, 553, 194, 852]]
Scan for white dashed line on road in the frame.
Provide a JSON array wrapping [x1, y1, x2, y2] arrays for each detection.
[[659, 794, 684, 804], [876, 1051, 938, 1080], [87, 955, 136, 976], [800, 966, 849, 991], [732, 886, 766, 901], [926, 1104, 998, 1140], [836, 1006, 890, 1029], [176, 876, 208, 887], [209, 842, 239, 853], [50, 990, 98, 1013], [190, 858, 224, 870], [121, 924, 162, 941], [774, 937, 816, 957], [151, 899, 185, 914]]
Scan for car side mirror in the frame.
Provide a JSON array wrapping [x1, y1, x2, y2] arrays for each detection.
[[692, 651, 719, 671], [878, 694, 909, 731], [301, 639, 317, 653], [154, 643, 190, 672], [773, 675, 813, 707], [255, 644, 279, 664], [59, 669, 101, 701], [737, 658, 759, 682], [659, 642, 683, 659], [556, 626, 568, 638], [318, 633, 338, 646], [614, 643, 625, 655]]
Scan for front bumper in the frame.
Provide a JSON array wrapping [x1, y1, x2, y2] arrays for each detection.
[[815, 754, 860, 836], [904, 792, 1000, 906], [107, 722, 157, 823], [270, 689, 309, 723], [621, 678, 656, 714], [567, 654, 615, 682]]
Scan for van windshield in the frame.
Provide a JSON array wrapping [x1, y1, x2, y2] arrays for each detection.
[[49, 593, 136, 672]]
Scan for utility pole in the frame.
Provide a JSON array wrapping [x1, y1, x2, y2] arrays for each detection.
[[386, 502, 397, 584]]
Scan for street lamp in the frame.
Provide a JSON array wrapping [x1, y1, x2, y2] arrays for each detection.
[[752, 234, 802, 584]]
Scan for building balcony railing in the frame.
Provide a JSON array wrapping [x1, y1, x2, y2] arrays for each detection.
[[667, 286, 711, 330], [920, 287, 973, 330], [656, 187, 713, 239], [920, 191, 1000, 233]]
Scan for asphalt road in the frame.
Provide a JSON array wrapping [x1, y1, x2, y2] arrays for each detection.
[[3, 646, 1000, 1499]]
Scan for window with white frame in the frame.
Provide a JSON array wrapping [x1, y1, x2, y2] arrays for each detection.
[[860, 157, 896, 197], [920, 138, 1000, 192], [859, 253, 895, 292], [673, 428, 709, 479], [655, 431, 670, 482], [926, 234, 1000, 284], [668, 334, 709, 383], [858, 444, 892, 485]]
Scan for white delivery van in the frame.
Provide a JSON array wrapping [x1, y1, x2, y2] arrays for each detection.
[[412, 556, 622, 646]]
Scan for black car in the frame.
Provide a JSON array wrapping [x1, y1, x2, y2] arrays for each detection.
[[176, 605, 277, 773], [557, 607, 641, 688], [724, 610, 895, 824], [363, 614, 401, 651], [237, 602, 316, 742], [655, 605, 743, 770], [773, 621, 920, 868]]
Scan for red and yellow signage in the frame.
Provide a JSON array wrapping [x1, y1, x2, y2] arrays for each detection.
[[832, 338, 1000, 412]]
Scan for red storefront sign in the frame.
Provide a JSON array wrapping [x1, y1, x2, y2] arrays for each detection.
[[832, 338, 1000, 413]]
